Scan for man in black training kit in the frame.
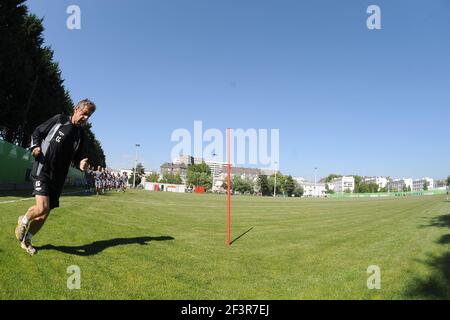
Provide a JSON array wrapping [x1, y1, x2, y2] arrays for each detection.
[[15, 99, 96, 255]]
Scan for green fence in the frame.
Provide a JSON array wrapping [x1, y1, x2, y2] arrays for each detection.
[[0, 139, 85, 190], [329, 189, 447, 199]]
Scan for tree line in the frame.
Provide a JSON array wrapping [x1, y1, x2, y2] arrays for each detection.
[[0, 0, 106, 168], [139, 162, 305, 197], [134, 164, 450, 195]]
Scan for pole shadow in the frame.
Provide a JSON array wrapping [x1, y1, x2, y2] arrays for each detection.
[[230, 227, 254, 245], [35, 236, 174, 256]]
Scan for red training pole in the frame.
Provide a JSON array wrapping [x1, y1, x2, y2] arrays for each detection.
[[227, 128, 231, 247]]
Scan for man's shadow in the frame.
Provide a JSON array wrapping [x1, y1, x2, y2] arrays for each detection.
[[35, 236, 174, 256]]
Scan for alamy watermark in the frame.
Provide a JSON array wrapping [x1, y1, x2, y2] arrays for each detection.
[[64, 5, 380, 31], [367, 265, 381, 290], [67, 5, 81, 30], [67, 265, 81, 290], [367, 5, 381, 30], [171, 121, 280, 169]]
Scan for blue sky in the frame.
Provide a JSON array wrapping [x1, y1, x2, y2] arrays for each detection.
[[26, 0, 450, 181]]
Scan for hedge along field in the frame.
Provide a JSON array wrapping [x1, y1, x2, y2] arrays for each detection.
[[0, 190, 449, 299]]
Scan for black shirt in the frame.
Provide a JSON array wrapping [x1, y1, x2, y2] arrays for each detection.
[[30, 114, 86, 185]]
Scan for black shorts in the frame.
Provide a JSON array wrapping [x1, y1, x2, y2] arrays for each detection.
[[32, 178, 62, 210]]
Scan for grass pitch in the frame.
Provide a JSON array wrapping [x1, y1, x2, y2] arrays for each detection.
[[0, 190, 449, 300]]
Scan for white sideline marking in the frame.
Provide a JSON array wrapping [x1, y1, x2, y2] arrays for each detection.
[[0, 190, 84, 205]]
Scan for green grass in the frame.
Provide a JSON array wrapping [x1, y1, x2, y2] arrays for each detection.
[[1, 190, 449, 300]]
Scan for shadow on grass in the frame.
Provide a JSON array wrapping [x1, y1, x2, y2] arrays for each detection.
[[438, 234, 450, 244], [36, 236, 174, 256], [422, 214, 450, 229], [405, 213, 450, 299], [230, 227, 254, 245]]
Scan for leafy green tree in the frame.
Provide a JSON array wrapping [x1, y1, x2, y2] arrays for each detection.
[[221, 181, 228, 191], [354, 175, 363, 186], [231, 175, 242, 194], [147, 172, 160, 183], [325, 184, 335, 194], [322, 174, 342, 183], [369, 183, 379, 193], [278, 174, 287, 195], [82, 123, 106, 168], [160, 172, 182, 184], [186, 162, 212, 190], [268, 172, 285, 196], [284, 175, 296, 197], [423, 182, 429, 191], [355, 182, 379, 193], [129, 163, 145, 186], [293, 186, 304, 197], [228, 176, 254, 195], [174, 173, 182, 184], [257, 175, 271, 196], [447, 176, 450, 187], [0, 1, 106, 167], [243, 177, 255, 195]]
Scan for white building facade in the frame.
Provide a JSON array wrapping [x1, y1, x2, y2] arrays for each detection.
[[412, 177, 434, 191], [328, 176, 355, 193], [388, 178, 413, 192], [300, 181, 327, 197]]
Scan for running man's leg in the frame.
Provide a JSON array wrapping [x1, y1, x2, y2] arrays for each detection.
[[15, 195, 49, 241], [28, 212, 50, 236], [26, 195, 50, 220], [21, 209, 51, 256]]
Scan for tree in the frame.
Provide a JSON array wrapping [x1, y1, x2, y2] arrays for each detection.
[[257, 175, 271, 196], [325, 184, 335, 194], [0, 1, 106, 166], [446, 176, 450, 187], [129, 163, 145, 186], [354, 175, 363, 186], [186, 162, 212, 190], [147, 172, 160, 183], [284, 176, 296, 197], [161, 172, 182, 184], [352, 175, 368, 193], [355, 182, 379, 193], [221, 181, 228, 191], [82, 123, 106, 168], [423, 181, 429, 191], [321, 174, 342, 183], [225, 176, 254, 195], [268, 172, 285, 196], [293, 186, 304, 197], [231, 175, 241, 194], [243, 177, 255, 195]]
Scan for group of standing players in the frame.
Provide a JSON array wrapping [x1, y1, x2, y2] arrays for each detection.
[[84, 166, 129, 194]]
